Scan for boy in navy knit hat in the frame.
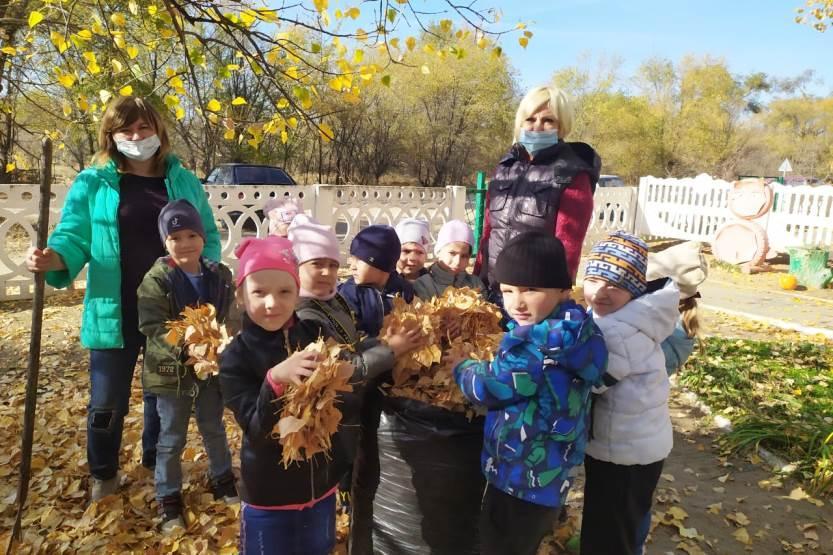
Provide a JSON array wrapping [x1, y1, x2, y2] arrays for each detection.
[[453, 232, 607, 555], [336, 224, 419, 552], [580, 231, 680, 555], [338, 225, 415, 337], [137, 199, 239, 532]]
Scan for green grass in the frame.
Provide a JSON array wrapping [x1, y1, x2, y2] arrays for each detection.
[[680, 337, 833, 494]]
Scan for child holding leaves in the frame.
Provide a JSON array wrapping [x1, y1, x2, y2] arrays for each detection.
[[219, 236, 351, 555], [137, 199, 238, 532]]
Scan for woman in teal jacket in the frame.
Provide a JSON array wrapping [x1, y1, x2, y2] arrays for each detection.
[[26, 96, 221, 500]]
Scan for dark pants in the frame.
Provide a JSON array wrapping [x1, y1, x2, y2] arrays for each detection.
[[240, 494, 336, 555], [580, 455, 664, 555], [87, 332, 160, 479], [349, 387, 384, 555], [480, 484, 560, 555]]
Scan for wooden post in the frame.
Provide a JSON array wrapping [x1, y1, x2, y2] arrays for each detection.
[[6, 138, 52, 554]]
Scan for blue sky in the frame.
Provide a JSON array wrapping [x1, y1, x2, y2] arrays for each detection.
[[486, 0, 832, 95]]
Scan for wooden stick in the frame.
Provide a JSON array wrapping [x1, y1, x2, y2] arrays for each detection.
[[6, 138, 53, 554]]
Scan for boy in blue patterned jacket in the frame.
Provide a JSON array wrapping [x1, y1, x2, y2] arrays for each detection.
[[454, 232, 607, 555]]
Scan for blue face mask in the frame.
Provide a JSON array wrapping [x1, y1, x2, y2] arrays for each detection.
[[518, 129, 559, 155]]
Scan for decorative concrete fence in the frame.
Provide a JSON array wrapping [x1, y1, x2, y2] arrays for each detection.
[[636, 174, 833, 252], [3, 176, 829, 300]]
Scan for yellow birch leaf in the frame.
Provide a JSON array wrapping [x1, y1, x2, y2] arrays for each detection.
[[276, 98, 289, 109], [239, 10, 256, 27], [1, 47, 17, 55], [87, 61, 101, 74], [99, 89, 113, 104], [319, 122, 334, 142], [231, 96, 246, 106], [77, 29, 92, 40], [733, 528, 751, 544], [175, 106, 185, 120], [439, 19, 452, 33], [206, 98, 222, 112], [111, 59, 124, 73], [280, 130, 288, 144], [163, 94, 179, 108], [5, 162, 15, 172], [148, 5, 158, 16], [346, 7, 360, 19], [353, 49, 364, 63], [50, 31, 68, 53], [113, 33, 126, 49], [287, 117, 298, 129], [381, 75, 391, 87], [119, 85, 133, 96], [111, 13, 126, 27], [128, 1, 138, 15], [389, 37, 400, 49], [58, 73, 76, 88], [126, 46, 139, 59], [285, 66, 299, 79], [223, 128, 235, 140], [406, 36, 416, 51], [420, 64, 430, 75], [208, 113, 219, 124], [165, 68, 177, 77], [28, 11, 45, 28], [91, 20, 106, 36], [519, 37, 529, 49], [313, 0, 328, 12], [77, 96, 89, 112]]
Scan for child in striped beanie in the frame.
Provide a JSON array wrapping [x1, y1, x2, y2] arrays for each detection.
[[580, 231, 681, 555]]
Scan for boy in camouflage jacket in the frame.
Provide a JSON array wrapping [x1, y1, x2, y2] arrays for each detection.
[[454, 232, 607, 555], [137, 200, 239, 532]]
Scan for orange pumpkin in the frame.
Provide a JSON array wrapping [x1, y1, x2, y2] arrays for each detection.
[[779, 274, 798, 290]]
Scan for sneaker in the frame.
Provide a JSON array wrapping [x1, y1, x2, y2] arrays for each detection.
[[159, 493, 186, 533], [210, 472, 240, 504], [90, 474, 119, 501]]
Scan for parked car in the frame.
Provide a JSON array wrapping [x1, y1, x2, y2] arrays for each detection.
[[203, 164, 297, 229], [204, 163, 296, 186], [597, 174, 626, 188]]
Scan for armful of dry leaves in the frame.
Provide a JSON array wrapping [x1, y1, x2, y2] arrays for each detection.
[[382, 287, 504, 415], [272, 338, 355, 468], [164, 304, 232, 380]]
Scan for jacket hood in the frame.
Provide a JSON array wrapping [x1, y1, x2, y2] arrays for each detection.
[[594, 282, 680, 343]]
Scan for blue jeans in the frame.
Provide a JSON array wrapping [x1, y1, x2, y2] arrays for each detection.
[[240, 494, 336, 555], [155, 378, 233, 498], [88, 334, 160, 480]]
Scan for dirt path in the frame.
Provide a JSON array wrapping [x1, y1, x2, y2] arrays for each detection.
[[647, 389, 833, 554]]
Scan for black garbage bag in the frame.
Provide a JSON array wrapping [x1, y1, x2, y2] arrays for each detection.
[[372, 395, 486, 555]]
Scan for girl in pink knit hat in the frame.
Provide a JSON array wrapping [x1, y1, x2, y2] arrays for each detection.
[[288, 217, 421, 539], [219, 235, 354, 555]]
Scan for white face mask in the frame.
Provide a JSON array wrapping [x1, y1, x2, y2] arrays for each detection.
[[115, 134, 161, 161]]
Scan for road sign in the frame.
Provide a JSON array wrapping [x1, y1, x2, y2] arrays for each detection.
[[778, 159, 793, 173]]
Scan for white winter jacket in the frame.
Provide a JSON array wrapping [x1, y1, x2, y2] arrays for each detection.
[[585, 283, 680, 465]]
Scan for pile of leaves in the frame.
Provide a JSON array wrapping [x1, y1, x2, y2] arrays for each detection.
[[164, 304, 231, 380], [274, 339, 354, 468], [383, 287, 503, 414], [680, 337, 833, 494], [381, 296, 443, 386]]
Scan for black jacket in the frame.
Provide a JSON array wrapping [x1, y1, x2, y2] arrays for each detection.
[[218, 314, 354, 506]]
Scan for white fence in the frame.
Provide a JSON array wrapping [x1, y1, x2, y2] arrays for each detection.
[[2, 177, 831, 300], [635, 174, 833, 252]]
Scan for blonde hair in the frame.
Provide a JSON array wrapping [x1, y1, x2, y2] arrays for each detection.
[[95, 96, 171, 173], [679, 296, 701, 339], [513, 86, 575, 142]]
